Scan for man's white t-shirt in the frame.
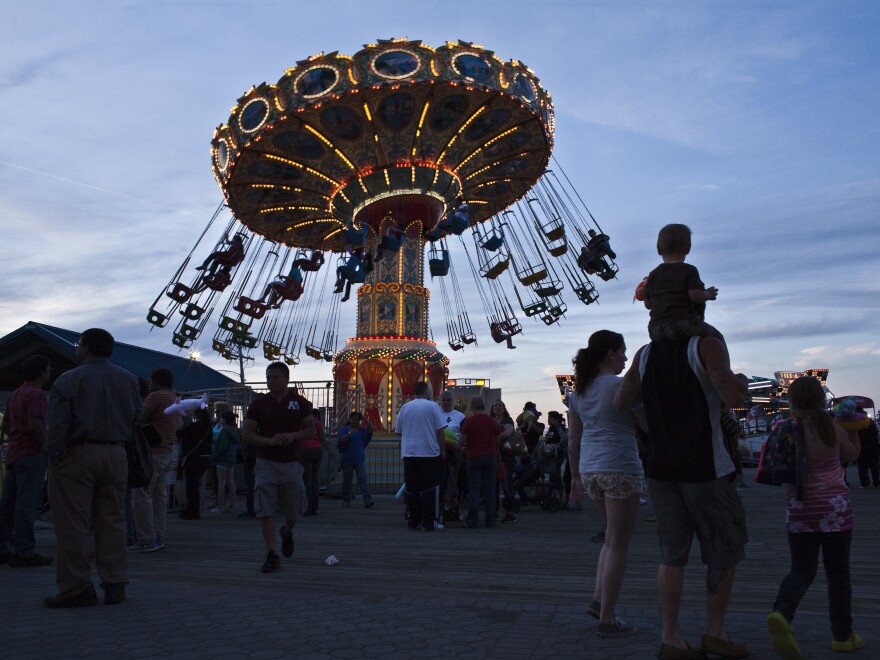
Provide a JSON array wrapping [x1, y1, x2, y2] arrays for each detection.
[[395, 398, 446, 458], [441, 408, 466, 441]]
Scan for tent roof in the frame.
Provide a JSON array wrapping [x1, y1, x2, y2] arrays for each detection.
[[0, 321, 236, 394]]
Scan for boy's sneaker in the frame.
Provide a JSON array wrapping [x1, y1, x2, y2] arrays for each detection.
[[831, 632, 865, 652], [279, 527, 294, 557], [767, 611, 801, 659], [261, 551, 281, 573], [127, 541, 158, 553], [156, 538, 166, 550]]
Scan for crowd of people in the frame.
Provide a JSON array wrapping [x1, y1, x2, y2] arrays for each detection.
[[0, 223, 874, 659]]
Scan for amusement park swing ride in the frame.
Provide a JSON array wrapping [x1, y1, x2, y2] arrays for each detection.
[[147, 38, 620, 431]]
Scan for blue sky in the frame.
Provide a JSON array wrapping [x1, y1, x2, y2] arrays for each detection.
[[2, 1, 878, 416]]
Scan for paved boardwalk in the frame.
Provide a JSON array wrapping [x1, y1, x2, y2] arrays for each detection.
[[3, 469, 876, 659]]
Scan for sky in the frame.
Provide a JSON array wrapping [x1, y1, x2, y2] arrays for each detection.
[[2, 1, 879, 417]]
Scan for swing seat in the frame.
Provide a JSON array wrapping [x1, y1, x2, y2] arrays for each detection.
[[494, 318, 522, 336], [448, 340, 464, 351], [202, 269, 233, 292], [597, 261, 619, 281], [461, 332, 477, 344], [229, 332, 257, 348], [263, 341, 282, 357], [172, 332, 193, 348], [588, 237, 614, 259], [441, 213, 469, 235], [305, 345, 323, 360], [166, 282, 193, 303], [491, 320, 520, 345], [547, 238, 568, 257], [541, 303, 567, 325], [522, 300, 548, 317], [344, 226, 368, 247], [574, 284, 599, 305], [532, 280, 563, 298], [295, 250, 324, 272], [429, 251, 450, 277], [272, 277, 304, 302], [234, 296, 269, 320], [424, 226, 443, 242], [219, 316, 250, 335], [348, 266, 367, 283], [214, 241, 244, 267], [177, 323, 200, 339], [480, 232, 504, 251], [541, 218, 565, 241], [146, 310, 168, 328], [322, 350, 335, 362], [480, 254, 510, 279], [379, 234, 404, 253], [576, 253, 599, 274], [340, 260, 367, 283], [179, 303, 205, 320], [518, 265, 548, 286], [284, 353, 300, 366]]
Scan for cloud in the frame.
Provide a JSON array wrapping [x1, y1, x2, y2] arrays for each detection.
[[728, 314, 876, 343], [1, 2, 879, 418], [0, 53, 60, 88]]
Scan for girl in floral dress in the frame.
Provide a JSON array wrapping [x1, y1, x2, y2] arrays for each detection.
[[768, 376, 863, 658]]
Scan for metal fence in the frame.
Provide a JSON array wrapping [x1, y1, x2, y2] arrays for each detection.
[[181, 381, 404, 495]]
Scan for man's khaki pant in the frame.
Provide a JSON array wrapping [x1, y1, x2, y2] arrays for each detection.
[[49, 444, 128, 598]]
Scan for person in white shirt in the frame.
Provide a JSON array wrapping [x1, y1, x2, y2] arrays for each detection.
[[438, 391, 466, 520], [395, 382, 446, 531]]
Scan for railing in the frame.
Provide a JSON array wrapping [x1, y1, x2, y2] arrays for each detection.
[[180, 381, 403, 494]]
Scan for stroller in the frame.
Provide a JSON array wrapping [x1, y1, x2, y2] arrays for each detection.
[[508, 437, 565, 512]]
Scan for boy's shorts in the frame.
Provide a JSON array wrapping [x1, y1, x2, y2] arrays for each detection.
[[254, 458, 303, 522]]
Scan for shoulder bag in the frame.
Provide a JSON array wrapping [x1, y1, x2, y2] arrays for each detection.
[[754, 418, 806, 501], [501, 430, 527, 457], [140, 423, 163, 448], [127, 423, 154, 488]]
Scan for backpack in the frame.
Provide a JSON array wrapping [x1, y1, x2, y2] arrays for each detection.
[[754, 418, 806, 501]]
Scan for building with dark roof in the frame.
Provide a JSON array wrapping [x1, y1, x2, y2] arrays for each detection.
[[0, 322, 237, 409]]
